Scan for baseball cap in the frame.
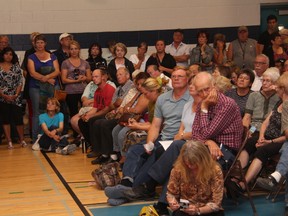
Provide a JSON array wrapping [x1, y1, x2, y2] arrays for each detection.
[[238, 26, 248, 33], [59, 33, 72, 42]]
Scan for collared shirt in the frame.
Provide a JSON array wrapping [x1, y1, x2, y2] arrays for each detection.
[[192, 92, 243, 150], [154, 89, 192, 140], [112, 79, 133, 103], [251, 71, 262, 92], [165, 42, 191, 67]]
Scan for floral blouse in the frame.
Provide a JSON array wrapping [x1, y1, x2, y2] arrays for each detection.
[[167, 165, 224, 211], [0, 64, 23, 107]]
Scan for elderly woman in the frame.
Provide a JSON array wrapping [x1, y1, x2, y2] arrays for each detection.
[[27, 34, 60, 142], [167, 141, 224, 216], [233, 73, 288, 193], [0, 47, 26, 149], [242, 67, 280, 133], [213, 33, 227, 65], [190, 29, 214, 72], [107, 42, 134, 86], [61, 40, 91, 134], [86, 42, 107, 71]]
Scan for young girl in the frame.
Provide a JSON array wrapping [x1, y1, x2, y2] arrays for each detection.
[[38, 97, 76, 155]]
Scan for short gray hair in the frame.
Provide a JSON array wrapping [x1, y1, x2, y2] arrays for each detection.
[[263, 67, 280, 83]]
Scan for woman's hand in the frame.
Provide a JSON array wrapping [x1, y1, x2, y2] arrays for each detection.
[[174, 133, 182, 140], [40, 75, 49, 83], [127, 118, 139, 129], [256, 139, 272, 148], [47, 79, 56, 85], [182, 204, 198, 215], [78, 75, 87, 82]]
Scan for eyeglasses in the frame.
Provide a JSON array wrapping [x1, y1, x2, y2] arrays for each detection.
[[238, 75, 250, 81], [254, 61, 267, 65], [262, 79, 272, 83], [171, 75, 186, 79]]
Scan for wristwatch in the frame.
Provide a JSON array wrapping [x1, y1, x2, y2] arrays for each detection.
[[201, 109, 208, 114]]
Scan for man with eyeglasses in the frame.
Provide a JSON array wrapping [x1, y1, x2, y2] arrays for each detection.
[[104, 68, 191, 208], [251, 54, 270, 91]]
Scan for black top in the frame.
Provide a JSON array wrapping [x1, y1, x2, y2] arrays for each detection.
[[86, 56, 107, 72], [145, 53, 176, 77]]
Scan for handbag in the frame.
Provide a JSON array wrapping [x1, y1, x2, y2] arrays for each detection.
[[91, 162, 121, 190], [217, 144, 236, 170], [54, 75, 67, 101], [123, 130, 147, 152], [118, 113, 142, 126]]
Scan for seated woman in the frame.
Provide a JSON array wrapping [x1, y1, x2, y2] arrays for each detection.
[[111, 72, 150, 163], [129, 42, 149, 72], [235, 74, 287, 192], [0, 47, 26, 149], [37, 98, 77, 155], [242, 68, 280, 135], [167, 140, 224, 216], [86, 43, 107, 71], [213, 33, 227, 66]]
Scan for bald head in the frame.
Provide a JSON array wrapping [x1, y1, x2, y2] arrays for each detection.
[[193, 72, 214, 99]]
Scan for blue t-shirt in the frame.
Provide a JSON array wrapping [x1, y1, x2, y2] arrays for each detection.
[[39, 112, 64, 134]]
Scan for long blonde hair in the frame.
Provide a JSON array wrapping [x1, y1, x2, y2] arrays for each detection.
[[174, 140, 219, 185]]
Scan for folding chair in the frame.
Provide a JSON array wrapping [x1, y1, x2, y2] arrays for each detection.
[[224, 126, 258, 216]]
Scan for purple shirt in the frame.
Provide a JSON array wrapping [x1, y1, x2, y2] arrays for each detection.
[[192, 92, 243, 150]]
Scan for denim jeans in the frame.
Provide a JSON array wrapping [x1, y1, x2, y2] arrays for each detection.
[[275, 141, 288, 203], [29, 87, 41, 142], [122, 136, 162, 180], [112, 124, 130, 156]]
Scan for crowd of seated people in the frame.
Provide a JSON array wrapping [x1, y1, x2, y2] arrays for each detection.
[[1, 13, 288, 215]]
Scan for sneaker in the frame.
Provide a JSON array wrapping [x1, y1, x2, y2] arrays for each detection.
[[91, 155, 109, 164], [105, 184, 132, 199], [122, 183, 155, 201], [256, 175, 278, 191], [61, 144, 77, 155], [107, 198, 129, 206], [8, 141, 14, 149], [21, 141, 28, 147]]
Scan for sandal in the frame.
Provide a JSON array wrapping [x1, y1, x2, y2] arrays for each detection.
[[21, 141, 28, 147], [8, 141, 14, 149]]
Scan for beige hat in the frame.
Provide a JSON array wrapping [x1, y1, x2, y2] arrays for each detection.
[[238, 26, 248, 33], [59, 33, 72, 42]]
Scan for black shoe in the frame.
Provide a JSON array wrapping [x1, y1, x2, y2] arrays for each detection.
[[91, 155, 109, 165], [87, 151, 100, 158], [122, 183, 155, 200], [256, 175, 278, 191], [104, 157, 119, 164]]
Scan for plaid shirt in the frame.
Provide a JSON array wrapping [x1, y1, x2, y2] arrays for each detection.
[[192, 92, 243, 150]]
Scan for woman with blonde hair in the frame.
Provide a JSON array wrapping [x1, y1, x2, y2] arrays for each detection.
[[167, 140, 224, 216], [107, 42, 134, 86], [37, 97, 76, 154], [61, 40, 91, 137]]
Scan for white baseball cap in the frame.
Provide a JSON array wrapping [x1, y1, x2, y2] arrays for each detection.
[[59, 33, 72, 42]]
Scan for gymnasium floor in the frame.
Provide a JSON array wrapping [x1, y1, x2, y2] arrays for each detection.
[[0, 142, 286, 216]]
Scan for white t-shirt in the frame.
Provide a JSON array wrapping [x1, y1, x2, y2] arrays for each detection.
[[129, 54, 149, 72]]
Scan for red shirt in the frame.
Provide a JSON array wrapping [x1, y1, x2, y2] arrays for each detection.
[[93, 83, 115, 111]]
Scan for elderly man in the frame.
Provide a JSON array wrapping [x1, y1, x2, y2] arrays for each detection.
[[165, 29, 190, 67], [0, 35, 9, 51], [107, 72, 243, 215], [251, 54, 270, 91], [227, 26, 257, 70]]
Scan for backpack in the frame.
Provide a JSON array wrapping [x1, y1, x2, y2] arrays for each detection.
[[91, 162, 121, 190]]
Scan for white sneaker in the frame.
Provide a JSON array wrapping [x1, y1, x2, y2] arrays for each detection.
[[8, 141, 14, 149], [55, 147, 62, 154], [61, 144, 77, 155]]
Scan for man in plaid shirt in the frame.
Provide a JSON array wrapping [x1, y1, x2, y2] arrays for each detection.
[[192, 72, 243, 160]]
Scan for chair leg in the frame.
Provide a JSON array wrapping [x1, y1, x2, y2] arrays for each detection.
[[271, 179, 286, 202]]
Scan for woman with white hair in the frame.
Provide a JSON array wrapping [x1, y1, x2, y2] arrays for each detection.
[[230, 72, 287, 194]]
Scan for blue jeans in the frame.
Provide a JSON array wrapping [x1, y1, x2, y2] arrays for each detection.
[[122, 136, 162, 180], [29, 87, 41, 142], [275, 141, 288, 203], [112, 124, 131, 156]]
